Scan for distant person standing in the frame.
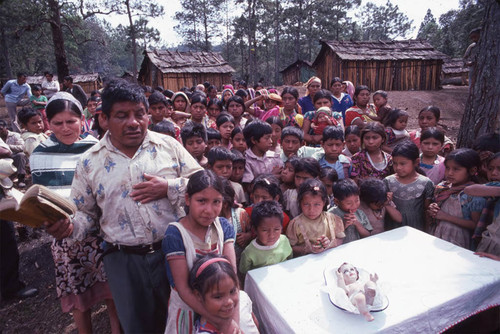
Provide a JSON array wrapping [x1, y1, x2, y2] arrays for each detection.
[[0, 73, 32, 132], [41, 71, 60, 99], [63, 76, 87, 108], [463, 28, 481, 89]]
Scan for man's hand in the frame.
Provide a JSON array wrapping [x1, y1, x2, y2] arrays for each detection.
[[44, 218, 73, 239], [130, 173, 169, 204]]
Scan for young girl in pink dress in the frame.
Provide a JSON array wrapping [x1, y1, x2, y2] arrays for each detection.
[[428, 149, 486, 249], [350, 122, 393, 182]]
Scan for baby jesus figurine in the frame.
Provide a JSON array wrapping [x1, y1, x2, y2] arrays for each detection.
[[336, 263, 379, 321]]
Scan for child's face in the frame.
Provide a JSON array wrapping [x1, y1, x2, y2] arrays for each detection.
[[231, 132, 247, 153], [218, 122, 234, 140], [33, 89, 41, 97], [362, 131, 384, 152], [336, 194, 360, 213], [165, 104, 174, 118], [317, 113, 330, 124], [320, 177, 334, 197], [184, 136, 206, 160], [339, 263, 358, 284], [228, 101, 244, 118], [149, 103, 166, 122], [294, 171, 313, 188], [314, 98, 331, 110], [418, 111, 438, 131], [281, 162, 295, 184], [87, 101, 98, 116], [445, 160, 471, 186], [264, 99, 278, 110], [252, 134, 272, 156], [223, 91, 232, 102], [282, 93, 297, 111], [255, 217, 282, 246], [393, 156, 417, 179], [420, 137, 443, 158], [252, 187, 276, 204], [208, 104, 221, 118], [356, 90, 371, 106], [270, 124, 281, 147], [212, 159, 232, 179], [207, 138, 221, 152], [25, 115, 44, 134], [373, 94, 387, 108], [230, 161, 245, 183], [393, 116, 408, 131], [300, 193, 325, 220], [173, 97, 187, 111], [487, 157, 500, 182], [322, 138, 344, 162], [202, 274, 239, 319], [185, 186, 223, 227], [345, 134, 361, 154], [190, 102, 206, 122], [282, 135, 301, 158]]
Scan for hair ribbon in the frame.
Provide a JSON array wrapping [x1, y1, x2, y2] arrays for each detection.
[[196, 258, 231, 278]]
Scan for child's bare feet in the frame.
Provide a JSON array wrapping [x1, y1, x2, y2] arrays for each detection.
[[362, 311, 374, 321]]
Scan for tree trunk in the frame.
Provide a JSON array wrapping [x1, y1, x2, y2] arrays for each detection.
[[0, 27, 12, 78], [47, 0, 69, 83], [125, 0, 138, 77], [274, 0, 280, 85], [456, 0, 500, 148]]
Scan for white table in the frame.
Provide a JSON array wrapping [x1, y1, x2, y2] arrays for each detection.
[[244, 227, 500, 333]]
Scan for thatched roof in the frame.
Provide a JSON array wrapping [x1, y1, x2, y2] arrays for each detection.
[[280, 59, 313, 73], [314, 40, 448, 64], [144, 50, 235, 74], [442, 58, 468, 75], [26, 73, 100, 84]]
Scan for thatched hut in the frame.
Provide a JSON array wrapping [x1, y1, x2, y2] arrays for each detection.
[[280, 60, 316, 85], [26, 73, 101, 93], [138, 50, 235, 91], [312, 40, 448, 91]]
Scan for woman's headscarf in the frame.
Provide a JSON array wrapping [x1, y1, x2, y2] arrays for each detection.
[[303, 76, 321, 96]]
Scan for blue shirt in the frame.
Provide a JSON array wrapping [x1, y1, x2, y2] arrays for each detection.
[[298, 95, 314, 115], [318, 154, 350, 179], [1, 79, 32, 103]]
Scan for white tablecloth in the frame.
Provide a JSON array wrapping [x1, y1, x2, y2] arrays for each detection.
[[244, 227, 500, 333]]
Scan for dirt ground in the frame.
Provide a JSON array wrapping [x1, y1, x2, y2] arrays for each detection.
[[0, 85, 469, 333]]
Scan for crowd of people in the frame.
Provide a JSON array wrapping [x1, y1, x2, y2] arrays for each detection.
[[0, 73, 499, 333]]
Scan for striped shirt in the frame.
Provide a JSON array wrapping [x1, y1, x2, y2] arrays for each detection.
[[29, 134, 98, 198]]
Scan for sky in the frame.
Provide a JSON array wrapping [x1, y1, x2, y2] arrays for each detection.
[[104, 0, 462, 46]]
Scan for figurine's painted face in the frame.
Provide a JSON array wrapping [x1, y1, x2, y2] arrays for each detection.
[[340, 263, 358, 284]]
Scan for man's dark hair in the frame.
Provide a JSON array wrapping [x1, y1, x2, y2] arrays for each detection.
[[101, 79, 149, 117]]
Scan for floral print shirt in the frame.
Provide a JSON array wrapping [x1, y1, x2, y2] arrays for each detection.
[[70, 130, 203, 246]]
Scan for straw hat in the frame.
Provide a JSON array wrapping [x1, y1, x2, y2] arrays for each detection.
[[0, 159, 17, 189]]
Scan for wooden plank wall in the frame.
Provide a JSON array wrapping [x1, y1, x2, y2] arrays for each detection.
[[161, 73, 232, 92], [282, 67, 300, 85], [79, 81, 98, 94], [316, 49, 442, 91]]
